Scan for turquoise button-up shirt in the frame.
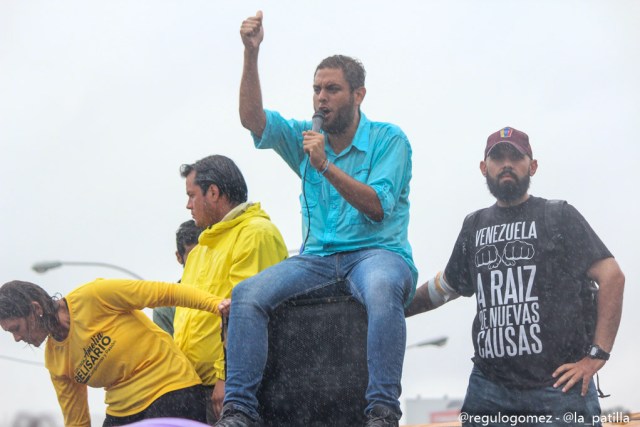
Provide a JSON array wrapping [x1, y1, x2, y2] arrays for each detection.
[[253, 109, 417, 285]]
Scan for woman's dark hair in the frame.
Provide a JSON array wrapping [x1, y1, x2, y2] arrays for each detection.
[[180, 155, 248, 204], [0, 281, 60, 334]]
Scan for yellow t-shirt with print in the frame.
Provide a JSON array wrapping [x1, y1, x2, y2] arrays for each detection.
[[45, 278, 221, 427]]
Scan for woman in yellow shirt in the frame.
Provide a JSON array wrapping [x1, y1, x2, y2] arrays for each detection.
[[0, 278, 223, 427]]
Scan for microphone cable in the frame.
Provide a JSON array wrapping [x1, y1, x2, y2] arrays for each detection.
[[300, 111, 324, 253], [301, 156, 312, 253]]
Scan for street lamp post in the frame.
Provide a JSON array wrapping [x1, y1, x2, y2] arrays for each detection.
[[406, 336, 448, 350], [32, 260, 144, 280]]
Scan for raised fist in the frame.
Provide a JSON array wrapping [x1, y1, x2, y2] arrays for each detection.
[[240, 10, 264, 50]]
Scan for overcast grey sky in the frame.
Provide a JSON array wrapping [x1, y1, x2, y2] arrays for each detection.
[[1, 1, 639, 424]]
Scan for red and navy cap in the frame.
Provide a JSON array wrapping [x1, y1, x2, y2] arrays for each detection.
[[485, 126, 532, 159]]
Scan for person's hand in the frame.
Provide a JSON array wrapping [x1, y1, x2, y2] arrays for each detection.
[[212, 380, 225, 420], [302, 131, 327, 171], [218, 299, 231, 317], [240, 11, 264, 51], [552, 357, 605, 396]]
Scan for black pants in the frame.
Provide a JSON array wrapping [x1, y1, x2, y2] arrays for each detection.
[[102, 385, 207, 427]]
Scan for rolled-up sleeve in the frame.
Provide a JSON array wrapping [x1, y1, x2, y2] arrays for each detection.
[[367, 133, 412, 222]]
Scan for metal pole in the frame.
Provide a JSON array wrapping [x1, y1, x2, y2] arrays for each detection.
[[32, 260, 144, 280]]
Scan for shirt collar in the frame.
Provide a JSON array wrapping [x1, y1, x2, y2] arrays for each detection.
[[350, 111, 370, 153], [327, 112, 370, 157]]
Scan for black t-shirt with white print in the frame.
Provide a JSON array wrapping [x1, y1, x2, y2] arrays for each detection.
[[444, 196, 612, 388]]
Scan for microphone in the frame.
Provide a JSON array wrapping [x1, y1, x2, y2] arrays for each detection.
[[311, 111, 325, 132]]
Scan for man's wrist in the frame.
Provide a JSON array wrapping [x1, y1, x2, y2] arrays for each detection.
[[586, 344, 610, 360], [318, 158, 330, 175], [243, 46, 260, 59]]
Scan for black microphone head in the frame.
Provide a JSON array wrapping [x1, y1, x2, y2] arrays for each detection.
[[311, 111, 325, 132]]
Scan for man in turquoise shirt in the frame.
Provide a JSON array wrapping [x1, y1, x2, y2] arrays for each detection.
[[217, 11, 417, 427], [257, 109, 415, 267]]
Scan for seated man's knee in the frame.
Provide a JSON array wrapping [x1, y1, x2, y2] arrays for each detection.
[[365, 262, 411, 295], [231, 277, 261, 304], [354, 279, 410, 312]]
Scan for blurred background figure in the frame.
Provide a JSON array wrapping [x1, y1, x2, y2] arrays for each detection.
[[153, 220, 204, 336]]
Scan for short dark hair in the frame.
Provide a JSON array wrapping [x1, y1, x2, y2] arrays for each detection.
[[180, 155, 248, 204], [0, 281, 60, 336], [315, 55, 366, 91], [176, 220, 203, 259]]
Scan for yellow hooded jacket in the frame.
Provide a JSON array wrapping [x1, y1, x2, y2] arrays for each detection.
[[173, 202, 287, 385]]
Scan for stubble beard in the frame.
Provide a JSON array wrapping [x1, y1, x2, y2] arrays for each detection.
[[322, 94, 356, 135]]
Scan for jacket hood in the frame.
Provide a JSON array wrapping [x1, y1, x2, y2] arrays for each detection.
[[198, 202, 270, 245]]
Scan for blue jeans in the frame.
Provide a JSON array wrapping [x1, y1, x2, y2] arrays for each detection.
[[224, 248, 414, 420], [461, 365, 602, 427]]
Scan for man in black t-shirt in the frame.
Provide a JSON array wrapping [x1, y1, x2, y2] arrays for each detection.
[[406, 127, 625, 426]]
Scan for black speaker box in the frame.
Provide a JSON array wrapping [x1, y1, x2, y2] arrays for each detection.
[[257, 295, 369, 426]]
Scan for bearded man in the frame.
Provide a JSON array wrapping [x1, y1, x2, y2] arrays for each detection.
[[405, 126, 625, 427]]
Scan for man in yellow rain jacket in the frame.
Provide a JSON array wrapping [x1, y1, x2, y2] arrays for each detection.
[[173, 154, 288, 424]]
